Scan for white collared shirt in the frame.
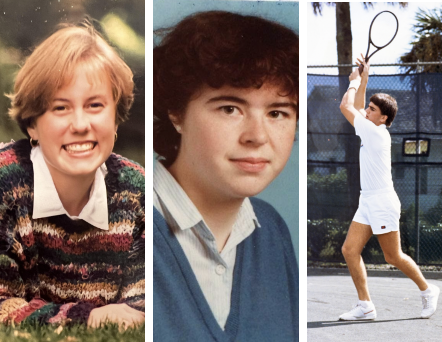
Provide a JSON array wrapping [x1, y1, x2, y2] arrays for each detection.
[[354, 113, 394, 191], [30, 146, 109, 230], [153, 161, 259, 329]]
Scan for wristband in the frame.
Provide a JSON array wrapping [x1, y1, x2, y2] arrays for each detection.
[[348, 79, 361, 92]]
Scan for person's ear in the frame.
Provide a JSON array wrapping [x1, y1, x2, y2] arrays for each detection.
[[168, 112, 182, 134], [27, 125, 38, 141], [381, 115, 388, 124]]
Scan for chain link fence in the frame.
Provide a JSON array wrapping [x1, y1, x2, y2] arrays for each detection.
[[308, 72, 442, 265]]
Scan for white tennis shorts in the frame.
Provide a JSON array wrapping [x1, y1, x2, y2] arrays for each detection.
[[353, 187, 401, 235]]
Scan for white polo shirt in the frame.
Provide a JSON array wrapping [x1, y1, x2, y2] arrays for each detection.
[[354, 113, 394, 192]]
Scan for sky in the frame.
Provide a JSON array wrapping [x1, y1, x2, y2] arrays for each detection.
[[308, 2, 442, 75]]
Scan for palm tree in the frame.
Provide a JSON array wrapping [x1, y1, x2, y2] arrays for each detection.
[[400, 8, 442, 73], [400, 8, 442, 141]]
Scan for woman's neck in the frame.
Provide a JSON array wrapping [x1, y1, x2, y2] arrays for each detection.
[[49, 169, 95, 217], [168, 163, 244, 252], [192, 194, 243, 252]]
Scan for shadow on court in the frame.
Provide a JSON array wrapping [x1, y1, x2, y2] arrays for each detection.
[[308, 269, 442, 342], [308, 317, 422, 329]]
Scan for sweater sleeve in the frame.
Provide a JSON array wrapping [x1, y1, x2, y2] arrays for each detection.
[[0, 192, 64, 325], [116, 203, 145, 312], [0, 199, 52, 324], [0, 146, 44, 323]]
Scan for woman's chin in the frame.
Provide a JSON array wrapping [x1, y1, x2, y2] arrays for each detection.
[[226, 184, 269, 200], [59, 149, 107, 176], [57, 160, 102, 178]]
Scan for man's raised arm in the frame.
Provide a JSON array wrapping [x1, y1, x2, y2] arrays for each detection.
[[354, 56, 369, 112], [340, 58, 370, 127]]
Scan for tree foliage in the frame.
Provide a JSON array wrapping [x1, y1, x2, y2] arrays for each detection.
[[311, 2, 407, 16], [400, 8, 442, 73], [399, 8, 442, 126]]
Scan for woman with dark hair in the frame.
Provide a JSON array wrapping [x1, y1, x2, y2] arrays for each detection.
[[154, 11, 299, 341], [0, 22, 144, 328]]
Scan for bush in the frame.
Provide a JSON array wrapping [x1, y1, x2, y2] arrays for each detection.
[[307, 217, 413, 264], [307, 169, 348, 193], [307, 219, 349, 262], [307, 170, 354, 220]]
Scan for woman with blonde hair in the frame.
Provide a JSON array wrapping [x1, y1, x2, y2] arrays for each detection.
[[0, 21, 144, 328]]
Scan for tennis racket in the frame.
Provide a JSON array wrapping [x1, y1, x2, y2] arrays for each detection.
[[359, 10, 399, 75]]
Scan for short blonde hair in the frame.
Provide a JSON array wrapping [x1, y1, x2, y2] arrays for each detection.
[[8, 20, 134, 136]]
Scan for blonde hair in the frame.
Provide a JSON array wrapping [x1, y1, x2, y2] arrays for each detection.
[[8, 20, 134, 136]]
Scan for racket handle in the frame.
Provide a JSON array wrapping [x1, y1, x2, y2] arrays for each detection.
[[358, 57, 369, 75]]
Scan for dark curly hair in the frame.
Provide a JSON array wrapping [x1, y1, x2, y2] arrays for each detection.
[[370, 93, 398, 127], [154, 11, 299, 167]]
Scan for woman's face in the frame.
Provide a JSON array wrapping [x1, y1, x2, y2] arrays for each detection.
[[27, 66, 117, 183], [169, 83, 297, 202]]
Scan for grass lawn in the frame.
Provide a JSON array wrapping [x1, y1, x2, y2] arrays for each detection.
[[0, 322, 145, 342]]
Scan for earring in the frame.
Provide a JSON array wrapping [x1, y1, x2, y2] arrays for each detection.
[[30, 138, 39, 147], [114, 133, 118, 142], [175, 125, 182, 133]]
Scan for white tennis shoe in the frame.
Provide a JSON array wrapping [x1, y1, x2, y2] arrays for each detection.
[[421, 284, 440, 319], [339, 303, 377, 321]]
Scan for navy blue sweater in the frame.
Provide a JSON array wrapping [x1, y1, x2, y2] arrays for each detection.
[[154, 197, 299, 342]]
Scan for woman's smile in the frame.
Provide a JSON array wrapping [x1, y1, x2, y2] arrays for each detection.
[[63, 141, 97, 154]]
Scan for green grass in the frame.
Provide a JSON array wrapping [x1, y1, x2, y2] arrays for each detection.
[[0, 322, 145, 342]]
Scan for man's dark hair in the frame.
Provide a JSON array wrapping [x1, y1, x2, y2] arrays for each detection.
[[153, 11, 299, 167], [370, 93, 398, 127]]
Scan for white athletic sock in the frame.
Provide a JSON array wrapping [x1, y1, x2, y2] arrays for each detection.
[[421, 284, 434, 295], [358, 300, 374, 308]]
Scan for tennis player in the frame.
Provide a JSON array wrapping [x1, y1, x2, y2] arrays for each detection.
[[338, 56, 440, 320]]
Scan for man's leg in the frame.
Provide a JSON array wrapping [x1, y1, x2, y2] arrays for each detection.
[[377, 231, 427, 291], [341, 221, 373, 301], [377, 231, 440, 318]]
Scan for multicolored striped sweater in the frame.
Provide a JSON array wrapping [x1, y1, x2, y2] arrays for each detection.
[[0, 139, 145, 325]]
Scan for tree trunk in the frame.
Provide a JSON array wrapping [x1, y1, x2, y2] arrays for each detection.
[[336, 2, 352, 76], [336, 3, 360, 218]]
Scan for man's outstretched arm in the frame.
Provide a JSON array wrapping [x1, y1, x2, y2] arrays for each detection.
[[354, 55, 369, 113], [340, 89, 359, 127], [340, 58, 370, 126], [340, 68, 363, 127]]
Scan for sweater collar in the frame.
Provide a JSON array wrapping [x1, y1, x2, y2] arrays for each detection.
[[30, 146, 109, 230]]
